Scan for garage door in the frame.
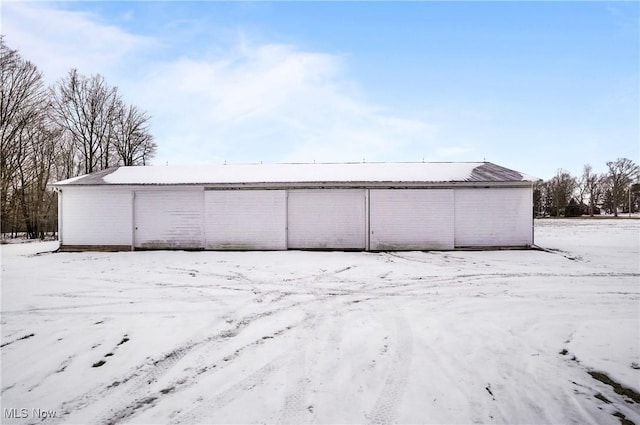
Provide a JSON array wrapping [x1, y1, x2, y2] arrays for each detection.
[[204, 190, 286, 250], [134, 190, 204, 249], [61, 187, 132, 247], [370, 189, 454, 250], [287, 189, 366, 250], [454, 188, 532, 247]]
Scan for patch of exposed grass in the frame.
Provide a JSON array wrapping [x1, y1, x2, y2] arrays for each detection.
[[0, 333, 35, 348], [588, 371, 640, 403], [594, 393, 611, 404], [160, 386, 175, 395], [613, 411, 635, 425]]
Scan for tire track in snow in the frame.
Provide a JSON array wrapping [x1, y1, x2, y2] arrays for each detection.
[[105, 310, 311, 425], [95, 320, 302, 425], [97, 346, 192, 425], [61, 337, 200, 425], [327, 310, 346, 353], [278, 313, 319, 425], [94, 308, 299, 425], [167, 354, 289, 424], [170, 315, 317, 424], [51, 304, 301, 424], [49, 278, 364, 424], [366, 316, 413, 425], [281, 265, 357, 284], [97, 291, 344, 425], [278, 343, 308, 424], [168, 311, 322, 425]]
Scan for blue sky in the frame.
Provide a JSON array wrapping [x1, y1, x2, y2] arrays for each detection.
[[3, 1, 638, 180]]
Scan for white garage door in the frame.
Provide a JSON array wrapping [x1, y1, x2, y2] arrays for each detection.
[[204, 190, 287, 250], [454, 188, 532, 247], [287, 189, 366, 250], [61, 187, 132, 247], [370, 189, 454, 250], [134, 190, 204, 249]]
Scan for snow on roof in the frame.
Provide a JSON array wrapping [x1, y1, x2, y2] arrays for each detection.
[[53, 162, 538, 186]]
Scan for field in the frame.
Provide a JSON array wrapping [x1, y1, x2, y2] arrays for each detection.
[[1, 219, 639, 425]]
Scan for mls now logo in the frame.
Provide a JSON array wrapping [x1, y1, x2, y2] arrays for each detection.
[[4, 408, 57, 419], [3, 408, 28, 419]]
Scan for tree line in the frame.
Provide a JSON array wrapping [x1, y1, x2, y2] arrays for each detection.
[[1, 37, 157, 239], [534, 158, 640, 218], [1, 36, 638, 240]]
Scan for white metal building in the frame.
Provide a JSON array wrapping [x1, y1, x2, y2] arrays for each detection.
[[53, 162, 538, 251]]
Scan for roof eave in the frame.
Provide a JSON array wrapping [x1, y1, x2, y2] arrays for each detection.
[[53, 180, 535, 189]]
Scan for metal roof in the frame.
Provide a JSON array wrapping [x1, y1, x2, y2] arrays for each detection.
[[53, 162, 538, 187]]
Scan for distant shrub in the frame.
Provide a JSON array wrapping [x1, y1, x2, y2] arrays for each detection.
[[565, 199, 582, 217]]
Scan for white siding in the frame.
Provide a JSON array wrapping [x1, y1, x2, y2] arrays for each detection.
[[61, 187, 132, 246], [134, 189, 203, 249], [59, 184, 534, 251], [204, 190, 286, 250], [454, 188, 532, 247], [287, 189, 366, 250], [369, 189, 454, 250]]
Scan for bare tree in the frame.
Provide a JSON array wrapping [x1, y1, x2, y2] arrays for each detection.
[[0, 38, 53, 237], [548, 169, 577, 217], [631, 183, 640, 214], [13, 115, 61, 238], [52, 70, 157, 172], [533, 180, 554, 217], [51, 69, 121, 174], [1, 40, 158, 239], [113, 103, 157, 166], [0, 37, 48, 231], [581, 164, 606, 217], [533, 180, 544, 217], [605, 158, 640, 217], [54, 133, 81, 181]]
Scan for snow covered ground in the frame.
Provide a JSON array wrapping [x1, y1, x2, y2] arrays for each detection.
[[1, 219, 638, 425]]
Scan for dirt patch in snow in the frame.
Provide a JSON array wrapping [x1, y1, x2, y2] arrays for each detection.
[[1, 332, 35, 348], [613, 411, 636, 425], [588, 371, 640, 404]]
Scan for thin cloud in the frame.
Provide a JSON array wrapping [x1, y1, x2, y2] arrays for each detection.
[[131, 42, 439, 164], [3, 2, 443, 165], [2, 2, 155, 82]]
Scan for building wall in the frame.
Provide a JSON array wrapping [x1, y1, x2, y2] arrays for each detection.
[[287, 189, 367, 250], [60, 186, 133, 246], [59, 185, 533, 250], [370, 189, 455, 250], [204, 189, 287, 250], [454, 187, 533, 247], [134, 188, 204, 249]]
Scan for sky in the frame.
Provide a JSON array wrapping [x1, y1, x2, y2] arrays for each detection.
[[2, 1, 638, 180]]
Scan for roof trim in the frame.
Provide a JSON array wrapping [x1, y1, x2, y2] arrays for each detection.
[[53, 162, 540, 187]]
